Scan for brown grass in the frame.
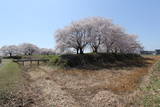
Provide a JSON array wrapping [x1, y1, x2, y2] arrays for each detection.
[[107, 56, 160, 93], [10, 56, 160, 107]]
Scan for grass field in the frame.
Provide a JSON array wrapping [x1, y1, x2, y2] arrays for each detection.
[[0, 56, 160, 107], [18, 55, 160, 107], [140, 61, 160, 107], [0, 59, 22, 91], [0, 59, 23, 106]]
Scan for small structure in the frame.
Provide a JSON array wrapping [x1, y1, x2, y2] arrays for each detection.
[[140, 51, 156, 55], [155, 49, 160, 55], [0, 57, 2, 64], [13, 58, 49, 66]]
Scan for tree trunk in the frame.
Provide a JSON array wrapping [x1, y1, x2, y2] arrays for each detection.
[[93, 47, 98, 53], [115, 48, 118, 53], [80, 48, 83, 54], [106, 49, 109, 53], [76, 48, 79, 54], [9, 53, 12, 57]]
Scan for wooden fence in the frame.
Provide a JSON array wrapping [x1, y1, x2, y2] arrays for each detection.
[[13, 59, 49, 66]]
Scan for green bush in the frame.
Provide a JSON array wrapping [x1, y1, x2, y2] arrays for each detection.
[[49, 55, 60, 64], [3, 56, 22, 59]]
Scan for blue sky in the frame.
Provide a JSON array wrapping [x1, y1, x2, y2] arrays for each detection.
[[0, 0, 160, 50]]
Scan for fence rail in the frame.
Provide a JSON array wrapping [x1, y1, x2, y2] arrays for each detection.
[[13, 59, 49, 66]]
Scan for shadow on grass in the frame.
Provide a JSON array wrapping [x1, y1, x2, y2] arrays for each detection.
[[57, 54, 153, 70]]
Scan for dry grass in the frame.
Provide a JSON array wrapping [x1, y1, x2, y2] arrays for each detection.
[[4, 56, 159, 107], [139, 59, 160, 107], [107, 56, 159, 93]]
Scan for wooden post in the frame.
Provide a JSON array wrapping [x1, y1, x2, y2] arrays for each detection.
[[23, 61, 25, 66], [30, 61, 32, 66], [38, 60, 39, 66]]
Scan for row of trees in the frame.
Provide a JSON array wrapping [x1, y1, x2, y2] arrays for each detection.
[[55, 17, 142, 54], [0, 43, 55, 56]]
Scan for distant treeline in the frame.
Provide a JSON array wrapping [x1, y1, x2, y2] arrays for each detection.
[[0, 43, 55, 57]]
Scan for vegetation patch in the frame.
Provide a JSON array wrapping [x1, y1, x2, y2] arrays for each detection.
[[141, 61, 160, 107], [52, 53, 148, 69], [0, 59, 22, 90], [3, 56, 22, 60], [0, 59, 23, 106]]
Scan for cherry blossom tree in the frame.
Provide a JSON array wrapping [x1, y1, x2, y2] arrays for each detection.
[[55, 19, 91, 54], [87, 17, 113, 53], [55, 17, 142, 54], [40, 48, 55, 55], [19, 43, 39, 55], [0, 45, 19, 56]]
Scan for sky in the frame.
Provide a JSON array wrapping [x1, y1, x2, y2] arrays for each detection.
[[0, 0, 160, 50]]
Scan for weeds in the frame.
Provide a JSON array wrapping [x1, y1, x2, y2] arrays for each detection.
[[141, 61, 160, 107]]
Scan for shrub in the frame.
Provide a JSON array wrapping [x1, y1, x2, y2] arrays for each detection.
[[53, 53, 143, 68], [49, 55, 60, 64], [3, 56, 22, 59]]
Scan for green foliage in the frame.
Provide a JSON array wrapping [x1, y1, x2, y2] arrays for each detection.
[[3, 56, 22, 59], [0, 59, 22, 91], [32, 55, 62, 66], [0, 59, 22, 105], [141, 61, 160, 107], [48, 55, 60, 64]]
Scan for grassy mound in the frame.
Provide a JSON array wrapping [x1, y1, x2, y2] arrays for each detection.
[[51, 53, 146, 69]]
